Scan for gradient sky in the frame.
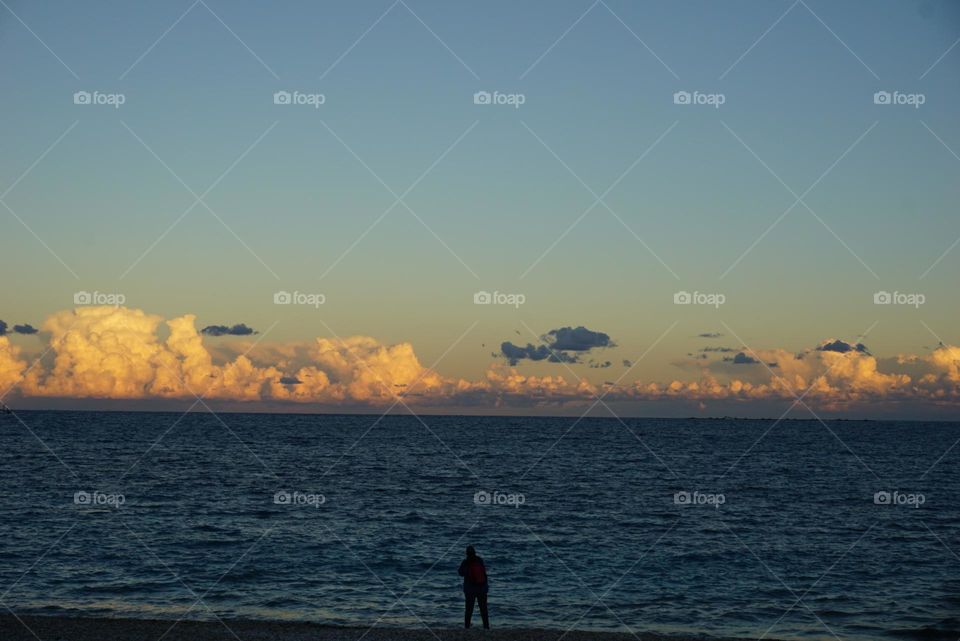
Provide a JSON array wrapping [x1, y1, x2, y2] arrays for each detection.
[[1, 0, 959, 417]]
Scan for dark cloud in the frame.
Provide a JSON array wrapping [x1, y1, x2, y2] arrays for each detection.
[[724, 352, 759, 364], [0, 321, 39, 336], [817, 339, 869, 354], [499, 325, 614, 366], [279, 376, 301, 385], [201, 323, 258, 337], [700, 346, 737, 353], [721, 352, 778, 368], [589, 360, 612, 369], [622, 359, 632, 367], [698, 332, 723, 338], [500, 342, 578, 366], [546, 326, 613, 351]]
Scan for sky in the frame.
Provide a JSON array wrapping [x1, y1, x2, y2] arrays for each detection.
[[1, 0, 959, 419]]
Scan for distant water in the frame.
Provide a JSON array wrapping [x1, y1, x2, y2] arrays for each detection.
[[1, 411, 958, 641]]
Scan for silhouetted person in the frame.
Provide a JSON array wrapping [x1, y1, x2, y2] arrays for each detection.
[[458, 545, 489, 629]]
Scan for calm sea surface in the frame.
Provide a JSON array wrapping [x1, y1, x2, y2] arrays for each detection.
[[1, 411, 958, 640]]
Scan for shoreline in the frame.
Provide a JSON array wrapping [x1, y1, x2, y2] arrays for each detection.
[[0, 614, 784, 641]]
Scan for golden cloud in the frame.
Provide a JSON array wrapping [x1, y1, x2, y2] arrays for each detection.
[[2, 306, 959, 411]]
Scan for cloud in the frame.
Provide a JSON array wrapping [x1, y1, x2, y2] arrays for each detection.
[[13, 324, 39, 335], [546, 326, 613, 351], [698, 332, 723, 338], [0, 336, 26, 393], [200, 323, 258, 337], [0, 321, 41, 336], [725, 352, 759, 364], [589, 360, 612, 369], [816, 339, 869, 354], [3, 307, 960, 413], [500, 342, 578, 366], [499, 325, 613, 365], [701, 346, 738, 353]]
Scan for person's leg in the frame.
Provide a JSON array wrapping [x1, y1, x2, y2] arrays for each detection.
[[464, 593, 474, 628], [478, 594, 490, 629]]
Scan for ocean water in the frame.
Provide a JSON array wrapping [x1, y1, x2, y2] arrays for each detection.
[[0, 411, 958, 641]]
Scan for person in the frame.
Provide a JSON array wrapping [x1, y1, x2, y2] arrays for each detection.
[[458, 545, 489, 629]]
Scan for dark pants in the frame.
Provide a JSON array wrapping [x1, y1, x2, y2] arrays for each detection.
[[464, 592, 489, 629]]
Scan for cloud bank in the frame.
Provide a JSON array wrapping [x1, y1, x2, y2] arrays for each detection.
[[1, 307, 959, 413]]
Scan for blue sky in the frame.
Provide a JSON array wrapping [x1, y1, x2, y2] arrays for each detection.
[[1, 1, 959, 416]]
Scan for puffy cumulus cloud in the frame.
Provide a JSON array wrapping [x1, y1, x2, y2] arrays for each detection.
[[915, 345, 960, 399], [4, 307, 960, 411], [16, 307, 440, 406], [23, 307, 172, 399], [0, 336, 27, 393], [473, 366, 598, 407]]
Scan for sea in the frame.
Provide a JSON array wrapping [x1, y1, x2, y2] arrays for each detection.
[[0, 411, 958, 641]]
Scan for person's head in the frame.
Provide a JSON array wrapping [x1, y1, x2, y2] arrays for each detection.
[[465, 545, 476, 559]]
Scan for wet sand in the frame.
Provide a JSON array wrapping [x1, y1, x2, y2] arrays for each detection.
[[0, 614, 779, 641]]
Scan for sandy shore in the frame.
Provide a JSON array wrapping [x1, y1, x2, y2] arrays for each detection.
[[0, 614, 779, 641]]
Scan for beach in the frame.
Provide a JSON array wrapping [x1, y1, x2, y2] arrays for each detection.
[[0, 615, 781, 641]]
